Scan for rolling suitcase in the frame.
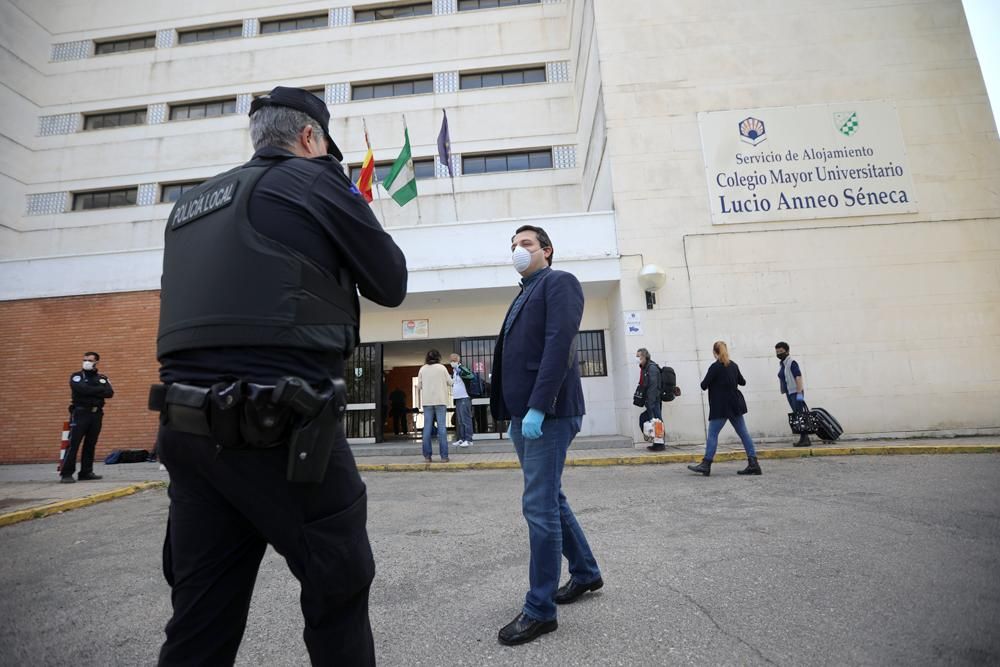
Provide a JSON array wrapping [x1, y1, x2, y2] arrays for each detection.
[[810, 407, 843, 442]]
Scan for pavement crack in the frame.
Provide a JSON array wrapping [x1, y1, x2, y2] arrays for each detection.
[[666, 582, 780, 666]]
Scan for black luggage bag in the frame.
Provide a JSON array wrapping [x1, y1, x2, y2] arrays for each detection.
[[810, 407, 843, 442]]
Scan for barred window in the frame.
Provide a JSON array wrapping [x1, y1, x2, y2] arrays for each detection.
[[355, 3, 432, 22], [575, 330, 607, 377], [458, 0, 540, 10], [460, 67, 545, 90], [72, 187, 138, 211], [352, 77, 433, 100], [178, 24, 243, 44], [459, 338, 497, 397], [349, 158, 435, 183], [260, 14, 328, 34], [462, 149, 552, 175], [83, 108, 147, 130], [169, 98, 238, 121], [95, 35, 155, 55], [160, 181, 204, 203]]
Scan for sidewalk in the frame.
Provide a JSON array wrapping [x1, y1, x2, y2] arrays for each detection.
[[2, 435, 998, 527]]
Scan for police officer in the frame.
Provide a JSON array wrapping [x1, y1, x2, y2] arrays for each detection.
[[62, 351, 113, 483], [153, 87, 407, 666]]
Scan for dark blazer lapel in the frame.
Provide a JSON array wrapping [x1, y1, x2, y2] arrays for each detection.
[[505, 269, 551, 333]]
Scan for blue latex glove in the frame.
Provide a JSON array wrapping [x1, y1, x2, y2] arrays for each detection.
[[522, 408, 545, 440], [796, 392, 804, 402]]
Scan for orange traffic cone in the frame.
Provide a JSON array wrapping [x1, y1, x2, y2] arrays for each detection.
[[57, 420, 70, 472]]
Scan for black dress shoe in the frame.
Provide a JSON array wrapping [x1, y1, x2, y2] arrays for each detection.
[[554, 577, 604, 604], [77, 473, 103, 481], [59, 476, 76, 484], [497, 612, 557, 646], [646, 444, 666, 452]]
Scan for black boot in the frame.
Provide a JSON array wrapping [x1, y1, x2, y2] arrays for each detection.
[[737, 456, 762, 475], [687, 458, 712, 476], [794, 432, 812, 447]]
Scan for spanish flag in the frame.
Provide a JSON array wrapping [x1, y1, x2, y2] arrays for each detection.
[[356, 144, 375, 203]]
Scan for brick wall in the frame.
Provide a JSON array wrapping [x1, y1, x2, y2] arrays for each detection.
[[0, 291, 161, 464]]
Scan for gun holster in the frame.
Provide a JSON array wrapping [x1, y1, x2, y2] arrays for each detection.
[[281, 378, 348, 484]]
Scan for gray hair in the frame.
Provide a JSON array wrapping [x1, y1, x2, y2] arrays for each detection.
[[249, 105, 323, 151], [636, 348, 651, 362]]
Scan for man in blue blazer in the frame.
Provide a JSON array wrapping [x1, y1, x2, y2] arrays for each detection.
[[491, 225, 603, 646]]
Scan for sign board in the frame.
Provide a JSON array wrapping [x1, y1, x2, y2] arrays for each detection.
[[402, 319, 428, 339], [698, 101, 917, 224], [624, 311, 642, 336]]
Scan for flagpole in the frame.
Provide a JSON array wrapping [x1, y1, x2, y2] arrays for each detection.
[[363, 117, 388, 225], [402, 113, 423, 225]]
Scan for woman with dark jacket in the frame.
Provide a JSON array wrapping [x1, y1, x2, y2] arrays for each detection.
[[688, 341, 761, 476]]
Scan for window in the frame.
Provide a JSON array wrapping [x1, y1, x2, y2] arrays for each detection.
[[462, 149, 552, 174], [575, 330, 608, 377], [160, 181, 204, 203], [458, 0, 540, 10], [72, 187, 138, 211], [83, 109, 147, 130], [354, 3, 432, 22], [169, 98, 238, 121], [178, 23, 243, 44], [349, 159, 435, 183], [260, 13, 328, 34], [460, 67, 545, 90], [351, 77, 433, 100], [95, 34, 156, 55]]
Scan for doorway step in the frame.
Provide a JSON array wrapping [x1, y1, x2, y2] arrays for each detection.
[[350, 434, 632, 457]]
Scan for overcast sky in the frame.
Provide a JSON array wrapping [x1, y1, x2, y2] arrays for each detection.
[[963, 0, 1000, 132]]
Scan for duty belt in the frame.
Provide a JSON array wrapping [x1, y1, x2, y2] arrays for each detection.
[[148, 377, 348, 483]]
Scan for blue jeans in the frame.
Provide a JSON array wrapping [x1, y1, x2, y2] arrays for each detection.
[[704, 414, 757, 461], [454, 397, 474, 443], [638, 401, 662, 432], [422, 405, 448, 459], [510, 414, 601, 621]]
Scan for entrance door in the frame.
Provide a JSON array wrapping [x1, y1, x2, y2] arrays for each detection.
[[345, 342, 383, 443]]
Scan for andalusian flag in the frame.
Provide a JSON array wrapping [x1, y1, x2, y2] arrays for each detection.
[[382, 127, 417, 207]]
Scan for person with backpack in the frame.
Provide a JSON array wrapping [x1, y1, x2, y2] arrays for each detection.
[[687, 341, 761, 476], [634, 348, 665, 451]]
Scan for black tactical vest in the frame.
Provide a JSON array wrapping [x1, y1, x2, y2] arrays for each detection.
[[157, 158, 359, 359]]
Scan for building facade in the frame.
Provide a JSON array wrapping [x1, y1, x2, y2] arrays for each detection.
[[1, 0, 998, 462]]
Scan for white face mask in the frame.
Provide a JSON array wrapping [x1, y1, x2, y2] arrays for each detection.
[[82, 361, 95, 371], [450, 361, 459, 368], [512, 246, 534, 273]]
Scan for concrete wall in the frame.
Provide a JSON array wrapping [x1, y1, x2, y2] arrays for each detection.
[[593, 0, 1000, 441]]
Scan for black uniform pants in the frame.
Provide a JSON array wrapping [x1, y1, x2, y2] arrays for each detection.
[[63, 408, 102, 477], [157, 422, 376, 667], [390, 408, 407, 434]]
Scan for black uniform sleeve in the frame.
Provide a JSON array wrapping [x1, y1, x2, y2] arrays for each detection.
[[70, 374, 108, 399], [100, 375, 115, 398], [304, 164, 408, 307]]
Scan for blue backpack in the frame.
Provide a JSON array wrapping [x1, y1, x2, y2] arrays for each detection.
[[464, 372, 485, 398]]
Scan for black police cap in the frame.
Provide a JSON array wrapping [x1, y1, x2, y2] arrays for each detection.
[[249, 86, 343, 161]]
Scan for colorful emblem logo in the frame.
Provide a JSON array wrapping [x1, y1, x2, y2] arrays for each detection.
[[738, 117, 766, 145], [834, 111, 859, 137]]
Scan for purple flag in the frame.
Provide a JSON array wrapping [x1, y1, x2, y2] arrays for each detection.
[[437, 109, 452, 177]]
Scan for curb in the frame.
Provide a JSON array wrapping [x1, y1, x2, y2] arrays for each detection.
[[0, 481, 166, 529], [356, 444, 1000, 473]]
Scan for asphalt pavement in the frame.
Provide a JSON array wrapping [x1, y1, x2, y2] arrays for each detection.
[[1, 455, 998, 665]]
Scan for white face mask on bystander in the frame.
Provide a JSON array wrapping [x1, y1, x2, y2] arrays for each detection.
[[511, 246, 534, 273]]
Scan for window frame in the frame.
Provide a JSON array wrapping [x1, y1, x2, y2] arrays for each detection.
[[461, 149, 553, 175], [460, 66, 546, 90], [94, 34, 156, 55], [349, 158, 435, 183], [71, 187, 139, 211], [160, 181, 205, 204], [177, 23, 244, 45], [354, 2, 433, 23], [168, 98, 239, 122], [259, 13, 329, 34], [82, 108, 148, 131], [351, 76, 434, 101], [575, 330, 608, 378], [457, 0, 540, 11]]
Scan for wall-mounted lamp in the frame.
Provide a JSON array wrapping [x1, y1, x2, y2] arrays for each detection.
[[637, 264, 666, 310]]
